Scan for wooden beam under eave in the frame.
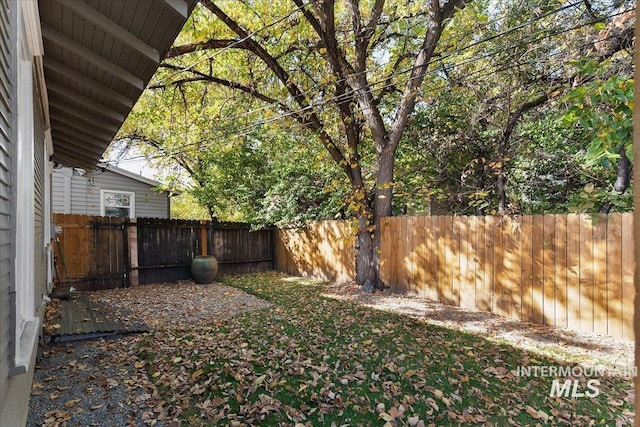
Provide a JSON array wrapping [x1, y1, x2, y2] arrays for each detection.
[[44, 58, 134, 109], [54, 134, 104, 156], [162, 0, 189, 18], [53, 151, 87, 168], [51, 117, 114, 143], [47, 81, 126, 123], [52, 122, 112, 148], [53, 135, 104, 156], [49, 100, 121, 134], [41, 24, 145, 90], [57, 0, 160, 63], [52, 124, 111, 150], [53, 145, 102, 169]]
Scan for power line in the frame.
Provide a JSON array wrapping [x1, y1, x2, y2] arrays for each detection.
[[157, 0, 586, 128], [113, 32, 630, 169], [110, 5, 631, 166], [113, 23, 629, 167], [156, 0, 318, 87]]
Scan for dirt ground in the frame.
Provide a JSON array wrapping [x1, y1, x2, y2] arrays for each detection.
[[29, 277, 635, 426], [322, 281, 635, 371]]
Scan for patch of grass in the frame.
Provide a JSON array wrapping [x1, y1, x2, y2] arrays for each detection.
[[137, 272, 634, 426]]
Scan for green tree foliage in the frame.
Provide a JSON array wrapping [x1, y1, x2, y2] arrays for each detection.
[[116, 0, 634, 284], [393, 0, 634, 215], [561, 68, 634, 213], [119, 0, 471, 285], [170, 192, 212, 220]]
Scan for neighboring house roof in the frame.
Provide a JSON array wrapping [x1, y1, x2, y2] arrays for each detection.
[[99, 164, 162, 188], [38, 0, 197, 170]]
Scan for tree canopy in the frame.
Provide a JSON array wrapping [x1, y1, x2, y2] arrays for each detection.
[[113, 0, 635, 285]]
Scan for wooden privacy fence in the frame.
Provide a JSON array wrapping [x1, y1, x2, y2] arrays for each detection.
[[273, 213, 634, 340], [275, 221, 356, 283], [53, 214, 274, 290], [53, 214, 128, 291], [136, 218, 274, 284]]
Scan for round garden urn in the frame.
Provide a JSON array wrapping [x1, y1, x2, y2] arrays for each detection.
[[191, 255, 219, 284]]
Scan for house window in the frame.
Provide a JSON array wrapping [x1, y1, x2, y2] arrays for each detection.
[[101, 190, 135, 217]]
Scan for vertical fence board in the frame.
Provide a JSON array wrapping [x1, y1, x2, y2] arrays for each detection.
[[420, 216, 440, 301], [566, 214, 581, 332], [406, 217, 419, 295], [504, 217, 522, 320], [388, 219, 399, 291], [621, 214, 634, 340], [606, 215, 623, 338], [467, 216, 479, 310], [437, 216, 451, 304], [554, 214, 568, 329], [543, 215, 556, 327], [380, 218, 391, 286], [487, 217, 503, 313], [531, 215, 545, 325], [397, 218, 408, 292], [593, 215, 608, 335], [520, 215, 533, 323], [484, 216, 496, 314], [459, 216, 472, 309], [451, 217, 461, 307], [413, 216, 425, 298], [420, 216, 428, 295], [579, 214, 595, 333], [473, 216, 485, 311]]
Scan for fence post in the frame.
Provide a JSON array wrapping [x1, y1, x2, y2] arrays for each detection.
[[200, 220, 208, 255], [128, 218, 139, 287]]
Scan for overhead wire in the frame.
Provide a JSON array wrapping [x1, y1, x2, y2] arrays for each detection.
[[157, 0, 586, 128], [113, 28, 630, 167], [109, 4, 632, 166], [155, 0, 319, 87]]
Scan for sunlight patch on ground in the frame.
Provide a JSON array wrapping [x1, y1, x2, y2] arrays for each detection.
[[321, 283, 634, 371]]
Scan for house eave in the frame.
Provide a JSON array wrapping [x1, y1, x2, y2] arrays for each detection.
[[38, 0, 197, 169]]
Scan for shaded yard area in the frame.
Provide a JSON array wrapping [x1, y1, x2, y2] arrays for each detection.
[[29, 273, 634, 426]]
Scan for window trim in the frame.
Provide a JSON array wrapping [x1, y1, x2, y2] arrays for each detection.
[[10, 0, 41, 377], [100, 189, 135, 218]]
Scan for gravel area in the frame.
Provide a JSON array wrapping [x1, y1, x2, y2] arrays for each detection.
[[27, 336, 151, 427], [28, 281, 272, 427], [89, 280, 273, 330]]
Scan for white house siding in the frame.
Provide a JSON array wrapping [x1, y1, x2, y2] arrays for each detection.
[[0, 0, 14, 423], [51, 167, 66, 213], [33, 82, 47, 315], [1, 1, 43, 425], [52, 167, 170, 218]]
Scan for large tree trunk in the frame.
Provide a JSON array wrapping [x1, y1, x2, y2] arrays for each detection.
[[355, 145, 396, 288], [355, 215, 376, 285], [599, 142, 632, 213]]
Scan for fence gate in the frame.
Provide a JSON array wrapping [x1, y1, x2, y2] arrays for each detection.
[[53, 214, 129, 291]]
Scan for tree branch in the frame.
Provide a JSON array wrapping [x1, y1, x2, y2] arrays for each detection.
[[197, 0, 355, 181], [388, 0, 463, 148], [166, 39, 252, 58]]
